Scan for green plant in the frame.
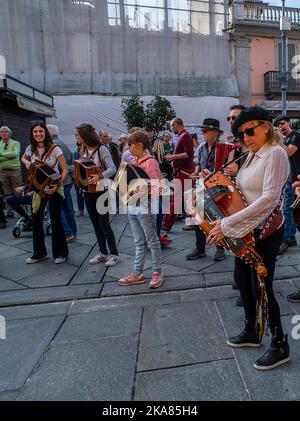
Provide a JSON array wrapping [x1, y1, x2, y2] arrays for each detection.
[[121, 96, 145, 130], [144, 96, 176, 140]]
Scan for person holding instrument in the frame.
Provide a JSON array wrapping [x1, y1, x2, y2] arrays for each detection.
[[207, 107, 290, 371], [21, 123, 69, 264]]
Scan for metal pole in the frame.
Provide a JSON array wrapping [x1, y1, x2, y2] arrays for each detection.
[[281, 0, 287, 115]]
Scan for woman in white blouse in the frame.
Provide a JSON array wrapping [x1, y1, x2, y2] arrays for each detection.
[[207, 107, 290, 371], [22, 123, 69, 264], [75, 124, 119, 267]]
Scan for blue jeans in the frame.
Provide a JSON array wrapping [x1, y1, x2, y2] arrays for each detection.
[[283, 180, 296, 243], [75, 184, 84, 212], [60, 183, 77, 237], [128, 207, 162, 275]]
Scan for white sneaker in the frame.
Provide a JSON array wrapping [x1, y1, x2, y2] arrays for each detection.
[[26, 256, 48, 264], [105, 255, 120, 267], [54, 257, 66, 264], [89, 253, 108, 265]]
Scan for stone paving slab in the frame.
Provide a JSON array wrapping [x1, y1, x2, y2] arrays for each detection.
[[0, 277, 27, 291], [0, 301, 72, 321], [161, 249, 216, 272], [0, 284, 102, 307], [68, 291, 180, 315], [0, 392, 19, 401], [101, 274, 205, 297], [0, 244, 27, 259], [138, 301, 232, 372], [18, 264, 78, 288], [215, 293, 293, 324], [17, 337, 138, 401], [0, 316, 64, 392], [274, 266, 300, 280], [0, 254, 55, 282], [179, 285, 239, 303], [204, 272, 234, 287], [222, 316, 300, 401], [135, 359, 248, 401], [54, 307, 142, 344], [73, 232, 97, 246], [70, 251, 107, 285], [64, 243, 94, 267], [276, 252, 300, 267], [143, 263, 199, 278]]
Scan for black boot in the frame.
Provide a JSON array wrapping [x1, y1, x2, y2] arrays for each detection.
[[227, 322, 261, 348], [254, 334, 290, 371]]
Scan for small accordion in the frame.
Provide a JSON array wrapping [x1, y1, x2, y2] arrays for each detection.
[[214, 142, 241, 172], [111, 161, 150, 205], [27, 161, 61, 198], [74, 159, 103, 193]]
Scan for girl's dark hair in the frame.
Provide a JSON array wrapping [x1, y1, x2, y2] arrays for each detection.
[[128, 130, 151, 151], [30, 123, 53, 155], [76, 123, 102, 148]]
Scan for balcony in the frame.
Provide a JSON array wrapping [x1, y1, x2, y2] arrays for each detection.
[[264, 71, 300, 98], [230, 1, 300, 27]]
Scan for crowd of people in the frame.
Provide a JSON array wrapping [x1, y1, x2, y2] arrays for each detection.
[[1, 103, 300, 371]]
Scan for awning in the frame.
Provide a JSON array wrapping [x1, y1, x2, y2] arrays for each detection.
[[17, 95, 56, 117]]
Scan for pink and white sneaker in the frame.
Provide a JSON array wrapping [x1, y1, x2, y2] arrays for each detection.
[[118, 273, 146, 286], [150, 272, 164, 289]]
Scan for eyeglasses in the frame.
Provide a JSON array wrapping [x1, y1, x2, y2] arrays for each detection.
[[236, 123, 264, 141], [227, 115, 236, 122]]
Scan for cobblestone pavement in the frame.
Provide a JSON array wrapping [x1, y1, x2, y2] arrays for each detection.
[[0, 213, 299, 401]]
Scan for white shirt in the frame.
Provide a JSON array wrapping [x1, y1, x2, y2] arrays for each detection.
[[25, 145, 62, 172], [221, 143, 289, 238]]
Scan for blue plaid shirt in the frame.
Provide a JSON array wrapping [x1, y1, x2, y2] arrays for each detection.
[[197, 142, 216, 172]]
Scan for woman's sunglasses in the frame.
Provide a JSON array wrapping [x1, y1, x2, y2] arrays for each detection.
[[227, 115, 236, 122], [236, 123, 264, 141]]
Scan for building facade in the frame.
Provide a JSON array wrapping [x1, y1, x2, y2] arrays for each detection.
[[229, 0, 300, 120], [0, 0, 238, 98]]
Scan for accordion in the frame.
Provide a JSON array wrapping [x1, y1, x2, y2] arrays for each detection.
[[214, 142, 241, 172], [27, 162, 61, 198], [111, 161, 150, 205], [74, 159, 103, 193]]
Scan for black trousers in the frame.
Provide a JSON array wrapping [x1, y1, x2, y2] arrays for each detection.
[[234, 226, 284, 339], [195, 226, 223, 253], [32, 192, 69, 259], [0, 196, 6, 223], [84, 191, 118, 256]]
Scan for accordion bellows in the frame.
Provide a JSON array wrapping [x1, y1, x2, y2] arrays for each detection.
[[74, 159, 103, 193]]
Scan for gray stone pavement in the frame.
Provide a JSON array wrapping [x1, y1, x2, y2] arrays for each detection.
[[0, 213, 300, 401]]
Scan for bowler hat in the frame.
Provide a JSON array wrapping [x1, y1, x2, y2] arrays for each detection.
[[232, 107, 272, 137], [199, 118, 223, 133]]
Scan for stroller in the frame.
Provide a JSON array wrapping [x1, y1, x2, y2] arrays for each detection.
[[9, 188, 52, 238]]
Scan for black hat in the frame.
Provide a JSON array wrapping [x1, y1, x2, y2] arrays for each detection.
[[199, 118, 223, 133], [273, 114, 290, 127], [232, 107, 272, 137]]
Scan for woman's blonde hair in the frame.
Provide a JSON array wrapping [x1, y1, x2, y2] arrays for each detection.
[[237, 120, 283, 147]]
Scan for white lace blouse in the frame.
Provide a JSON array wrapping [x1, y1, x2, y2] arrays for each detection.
[[221, 143, 289, 238]]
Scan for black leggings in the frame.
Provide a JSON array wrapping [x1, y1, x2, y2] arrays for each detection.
[[32, 192, 68, 259], [234, 226, 284, 339], [84, 191, 118, 256]]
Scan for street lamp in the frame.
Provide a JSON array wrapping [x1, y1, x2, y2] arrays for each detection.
[[280, 0, 291, 115]]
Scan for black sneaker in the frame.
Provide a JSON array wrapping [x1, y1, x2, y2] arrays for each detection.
[[278, 242, 288, 255], [214, 249, 226, 261], [288, 238, 297, 247], [254, 335, 290, 371], [186, 248, 206, 260], [227, 328, 261, 348], [287, 290, 300, 303]]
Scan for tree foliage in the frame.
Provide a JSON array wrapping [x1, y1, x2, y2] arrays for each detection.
[[121, 96, 145, 130], [121, 95, 176, 139]]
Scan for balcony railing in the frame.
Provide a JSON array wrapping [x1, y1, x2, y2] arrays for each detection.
[[264, 71, 300, 97], [230, 1, 300, 26]]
